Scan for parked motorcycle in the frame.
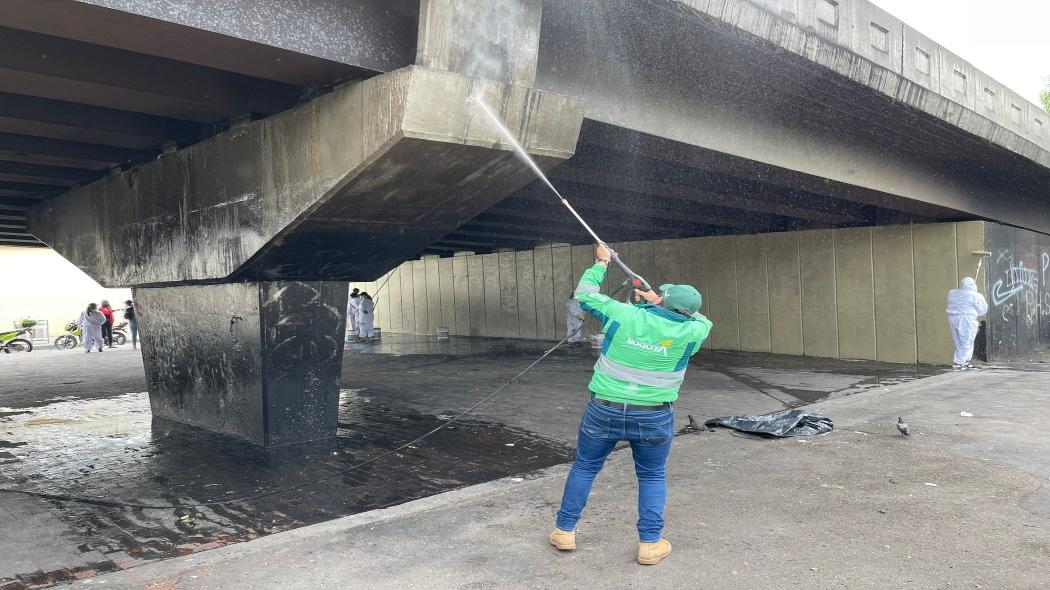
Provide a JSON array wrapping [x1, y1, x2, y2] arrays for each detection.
[[55, 320, 129, 349], [53, 321, 82, 350], [1, 320, 36, 353], [112, 321, 129, 346]]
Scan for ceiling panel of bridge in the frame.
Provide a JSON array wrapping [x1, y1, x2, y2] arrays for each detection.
[[0, 3, 383, 248], [6, 0, 1036, 253], [427, 120, 972, 254]]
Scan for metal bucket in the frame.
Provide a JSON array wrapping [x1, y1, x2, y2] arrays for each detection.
[[373, 328, 382, 340], [436, 327, 450, 339], [590, 333, 605, 349]]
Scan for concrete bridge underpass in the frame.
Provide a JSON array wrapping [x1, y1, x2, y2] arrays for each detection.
[[2, 0, 1048, 444]]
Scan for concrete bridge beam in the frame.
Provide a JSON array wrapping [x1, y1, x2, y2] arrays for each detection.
[[28, 66, 582, 286]]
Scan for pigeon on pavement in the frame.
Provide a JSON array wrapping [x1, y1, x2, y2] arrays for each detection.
[[896, 417, 910, 437]]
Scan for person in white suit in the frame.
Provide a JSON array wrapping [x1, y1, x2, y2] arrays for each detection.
[[946, 277, 988, 370], [77, 303, 107, 353], [357, 292, 376, 341], [347, 288, 361, 340]]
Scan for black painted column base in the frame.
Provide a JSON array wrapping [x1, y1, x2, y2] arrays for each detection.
[[135, 281, 348, 446]]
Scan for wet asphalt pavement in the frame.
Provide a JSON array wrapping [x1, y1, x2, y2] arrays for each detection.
[[0, 336, 944, 588]]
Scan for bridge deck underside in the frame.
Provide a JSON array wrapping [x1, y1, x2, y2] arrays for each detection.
[[0, 1, 409, 247], [428, 120, 973, 254], [4, 0, 1050, 256]]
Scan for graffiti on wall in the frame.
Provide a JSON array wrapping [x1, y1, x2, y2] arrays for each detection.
[[989, 249, 1050, 324]]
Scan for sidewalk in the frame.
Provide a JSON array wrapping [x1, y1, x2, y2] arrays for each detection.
[[68, 365, 1050, 589]]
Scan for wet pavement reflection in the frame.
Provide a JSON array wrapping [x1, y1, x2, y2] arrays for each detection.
[[0, 387, 571, 588]]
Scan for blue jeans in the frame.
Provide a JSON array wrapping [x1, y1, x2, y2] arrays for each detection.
[[129, 319, 139, 348], [556, 399, 675, 542]]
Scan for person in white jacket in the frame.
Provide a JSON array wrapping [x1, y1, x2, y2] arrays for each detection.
[[357, 292, 376, 341], [77, 303, 107, 353], [946, 277, 988, 370], [347, 289, 361, 340]]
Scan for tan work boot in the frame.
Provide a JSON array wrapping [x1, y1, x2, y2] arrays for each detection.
[[549, 528, 576, 551], [637, 539, 672, 565]]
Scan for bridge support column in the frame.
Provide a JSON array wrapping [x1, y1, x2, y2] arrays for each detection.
[[135, 281, 348, 446], [417, 0, 543, 86]]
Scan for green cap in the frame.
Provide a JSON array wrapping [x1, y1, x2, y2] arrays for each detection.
[[659, 283, 703, 316]]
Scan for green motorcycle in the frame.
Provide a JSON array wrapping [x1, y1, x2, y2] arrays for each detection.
[[54, 320, 128, 349], [53, 321, 82, 350], [1, 320, 35, 353]]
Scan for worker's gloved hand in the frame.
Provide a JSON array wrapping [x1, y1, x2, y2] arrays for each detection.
[[595, 243, 614, 261], [634, 289, 661, 304]]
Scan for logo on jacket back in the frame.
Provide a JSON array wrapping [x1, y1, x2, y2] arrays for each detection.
[[626, 337, 672, 356]]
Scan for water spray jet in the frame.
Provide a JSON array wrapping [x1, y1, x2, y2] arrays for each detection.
[[472, 96, 652, 294]]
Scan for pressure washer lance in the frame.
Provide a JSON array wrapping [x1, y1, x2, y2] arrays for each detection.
[[472, 97, 653, 298]]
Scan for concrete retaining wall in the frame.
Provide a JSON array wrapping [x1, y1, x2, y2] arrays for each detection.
[[354, 221, 989, 365]]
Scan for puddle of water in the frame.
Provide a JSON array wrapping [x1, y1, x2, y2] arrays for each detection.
[[0, 389, 572, 587]]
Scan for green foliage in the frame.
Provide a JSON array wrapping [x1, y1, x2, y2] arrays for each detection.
[[1043, 77, 1050, 114], [19, 319, 37, 328]]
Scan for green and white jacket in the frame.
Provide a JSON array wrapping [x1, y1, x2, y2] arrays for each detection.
[[576, 264, 713, 404]]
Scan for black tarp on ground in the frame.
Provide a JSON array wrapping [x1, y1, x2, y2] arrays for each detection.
[[704, 409, 833, 437]]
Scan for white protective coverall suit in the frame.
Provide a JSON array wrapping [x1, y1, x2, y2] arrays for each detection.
[[946, 277, 988, 366], [77, 309, 107, 352], [357, 297, 376, 339], [565, 297, 584, 342], [347, 295, 361, 335]]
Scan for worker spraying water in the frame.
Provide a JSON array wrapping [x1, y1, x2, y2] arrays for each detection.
[[475, 97, 714, 566]]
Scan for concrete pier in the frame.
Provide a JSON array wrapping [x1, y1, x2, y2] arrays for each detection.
[[137, 281, 348, 445]]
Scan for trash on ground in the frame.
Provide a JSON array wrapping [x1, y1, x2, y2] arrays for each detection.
[[960, 411, 974, 417], [704, 409, 833, 437]]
